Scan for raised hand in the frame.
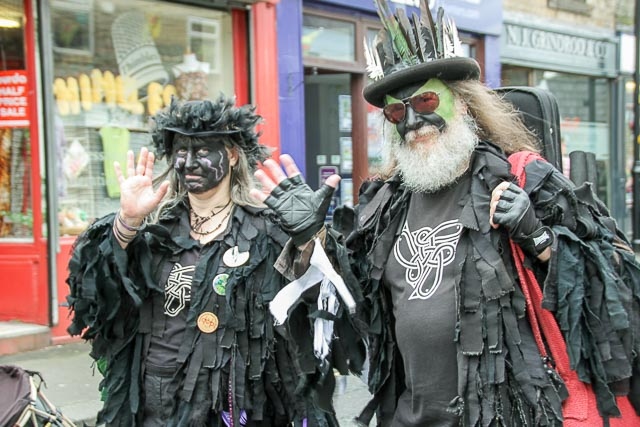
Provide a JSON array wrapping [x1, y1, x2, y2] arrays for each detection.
[[114, 147, 170, 223], [250, 154, 341, 246]]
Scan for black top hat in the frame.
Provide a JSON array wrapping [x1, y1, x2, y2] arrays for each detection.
[[150, 94, 270, 170], [363, 0, 481, 108]]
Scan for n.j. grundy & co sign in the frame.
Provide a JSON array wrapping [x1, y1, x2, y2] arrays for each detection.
[[501, 21, 617, 77]]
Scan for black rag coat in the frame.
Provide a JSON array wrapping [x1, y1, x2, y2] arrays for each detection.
[[66, 203, 340, 427], [313, 141, 640, 426]]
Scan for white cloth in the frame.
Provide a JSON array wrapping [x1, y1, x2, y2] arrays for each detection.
[[269, 238, 357, 361]]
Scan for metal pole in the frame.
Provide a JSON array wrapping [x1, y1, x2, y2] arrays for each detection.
[[633, 0, 640, 250], [37, 0, 61, 324]]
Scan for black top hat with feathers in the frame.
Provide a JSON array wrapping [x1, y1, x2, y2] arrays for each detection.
[[363, 0, 481, 107], [150, 94, 270, 170]]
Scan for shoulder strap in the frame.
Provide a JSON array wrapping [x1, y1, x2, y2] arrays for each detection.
[[508, 152, 640, 424], [507, 151, 573, 373], [507, 151, 566, 368], [507, 151, 545, 188]]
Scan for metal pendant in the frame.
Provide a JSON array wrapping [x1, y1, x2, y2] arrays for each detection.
[[197, 312, 219, 333], [223, 246, 249, 267], [212, 273, 229, 296]]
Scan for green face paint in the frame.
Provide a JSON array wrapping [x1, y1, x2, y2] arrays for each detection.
[[385, 78, 456, 124]]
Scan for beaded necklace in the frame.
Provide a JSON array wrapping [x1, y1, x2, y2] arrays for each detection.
[[189, 199, 232, 236]]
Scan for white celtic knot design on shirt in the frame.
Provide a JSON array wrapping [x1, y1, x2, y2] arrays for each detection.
[[165, 263, 195, 316], [393, 219, 463, 300]]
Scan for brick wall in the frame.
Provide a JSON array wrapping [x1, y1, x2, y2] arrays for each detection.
[[503, 0, 617, 32]]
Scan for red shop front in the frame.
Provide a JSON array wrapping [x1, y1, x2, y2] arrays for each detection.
[[0, 0, 281, 351]]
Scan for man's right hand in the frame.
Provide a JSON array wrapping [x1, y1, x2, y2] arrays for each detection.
[[490, 181, 553, 259], [250, 154, 341, 246]]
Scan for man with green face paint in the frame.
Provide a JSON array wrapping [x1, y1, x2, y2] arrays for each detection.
[[383, 78, 455, 137], [251, 1, 640, 426]]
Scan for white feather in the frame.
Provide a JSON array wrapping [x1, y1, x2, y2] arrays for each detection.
[[449, 17, 464, 57], [364, 37, 385, 80]]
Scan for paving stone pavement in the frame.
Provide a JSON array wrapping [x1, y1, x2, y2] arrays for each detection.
[[0, 341, 373, 426]]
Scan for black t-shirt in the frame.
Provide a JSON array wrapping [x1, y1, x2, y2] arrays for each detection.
[[146, 247, 199, 369], [384, 175, 469, 426]]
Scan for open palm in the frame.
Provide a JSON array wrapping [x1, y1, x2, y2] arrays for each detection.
[[114, 147, 170, 220], [250, 154, 340, 245]]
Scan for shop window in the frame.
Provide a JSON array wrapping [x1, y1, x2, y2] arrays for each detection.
[[500, 66, 614, 209], [533, 70, 611, 203], [623, 77, 635, 236], [51, 0, 236, 236], [0, 128, 32, 239], [0, 0, 32, 240], [51, 0, 94, 56], [302, 14, 355, 62], [187, 16, 220, 74], [501, 66, 531, 86]]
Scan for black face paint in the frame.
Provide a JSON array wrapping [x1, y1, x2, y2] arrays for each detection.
[[172, 135, 230, 194], [385, 79, 453, 141]]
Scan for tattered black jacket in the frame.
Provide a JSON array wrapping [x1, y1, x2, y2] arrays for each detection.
[[327, 141, 640, 426], [66, 203, 335, 427]]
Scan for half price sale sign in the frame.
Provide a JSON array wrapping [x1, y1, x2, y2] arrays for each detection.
[[0, 70, 30, 127]]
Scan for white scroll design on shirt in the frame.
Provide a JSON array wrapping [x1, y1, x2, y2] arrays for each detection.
[[165, 263, 194, 316], [393, 219, 463, 300]]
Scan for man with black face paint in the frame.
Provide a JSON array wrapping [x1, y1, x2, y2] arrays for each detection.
[[250, 1, 640, 426], [65, 95, 341, 427]]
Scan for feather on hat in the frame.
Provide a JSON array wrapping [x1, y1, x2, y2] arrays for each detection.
[[363, 0, 480, 107], [150, 94, 270, 170]]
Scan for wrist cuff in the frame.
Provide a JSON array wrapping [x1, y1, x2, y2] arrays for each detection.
[[291, 224, 325, 247], [516, 226, 554, 256]]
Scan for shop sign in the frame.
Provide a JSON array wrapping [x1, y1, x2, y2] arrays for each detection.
[[0, 70, 29, 127], [501, 21, 617, 77]]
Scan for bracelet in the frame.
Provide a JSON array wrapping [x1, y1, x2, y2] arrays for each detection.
[[116, 210, 145, 232], [113, 214, 138, 236], [113, 223, 135, 244]]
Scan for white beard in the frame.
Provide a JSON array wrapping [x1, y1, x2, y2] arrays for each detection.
[[382, 112, 479, 193]]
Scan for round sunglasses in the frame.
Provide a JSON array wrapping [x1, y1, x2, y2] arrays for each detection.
[[382, 91, 440, 124]]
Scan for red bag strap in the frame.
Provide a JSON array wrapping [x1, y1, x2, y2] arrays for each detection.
[[508, 152, 640, 424], [507, 151, 545, 188], [507, 151, 572, 375]]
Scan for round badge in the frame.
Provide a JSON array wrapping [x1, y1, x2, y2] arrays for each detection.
[[197, 312, 219, 333], [212, 273, 229, 296], [223, 246, 250, 267]]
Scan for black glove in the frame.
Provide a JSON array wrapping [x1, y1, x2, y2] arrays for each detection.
[[264, 174, 335, 246], [492, 183, 553, 257]]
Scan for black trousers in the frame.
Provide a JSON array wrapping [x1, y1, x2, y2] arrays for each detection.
[[141, 370, 294, 426]]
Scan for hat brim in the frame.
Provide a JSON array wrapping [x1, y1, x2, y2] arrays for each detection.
[[163, 127, 241, 155], [164, 127, 241, 137], [363, 57, 481, 108]]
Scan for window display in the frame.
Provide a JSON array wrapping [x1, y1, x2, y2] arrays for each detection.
[[302, 14, 355, 62], [0, 0, 32, 239], [50, 0, 236, 235]]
